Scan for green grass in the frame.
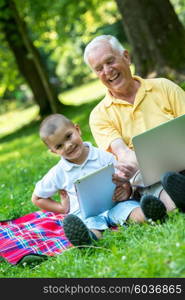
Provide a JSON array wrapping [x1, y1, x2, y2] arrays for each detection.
[[0, 85, 185, 278], [59, 79, 106, 105]]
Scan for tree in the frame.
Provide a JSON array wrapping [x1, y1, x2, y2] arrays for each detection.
[[115, 0, 185, 79], [0, 0, 63, 116]]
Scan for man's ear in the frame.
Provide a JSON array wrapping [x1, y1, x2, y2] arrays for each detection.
[[75, 124, 81, 135], [123, 50, 131, 65]]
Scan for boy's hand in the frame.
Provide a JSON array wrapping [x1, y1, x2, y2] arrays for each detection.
[[112, 174, 132, 202], [59, 189, 69, 200], [59, 189, 70, 213]]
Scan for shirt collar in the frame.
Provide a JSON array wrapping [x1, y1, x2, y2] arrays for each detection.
[[60, 142, 98, 171], [104, 76, 153, 107]]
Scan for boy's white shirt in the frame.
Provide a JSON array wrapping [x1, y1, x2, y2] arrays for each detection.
[[34, 142, 117, 214]]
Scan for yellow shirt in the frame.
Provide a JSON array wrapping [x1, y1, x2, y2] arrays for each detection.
[[89, 76, 185, 150]]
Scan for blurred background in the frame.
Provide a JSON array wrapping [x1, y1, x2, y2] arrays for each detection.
[[0, 0, 185, 136]]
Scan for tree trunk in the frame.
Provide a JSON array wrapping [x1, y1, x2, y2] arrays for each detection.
[[0, 0, 64, 116], [115, 0, 185, 80]]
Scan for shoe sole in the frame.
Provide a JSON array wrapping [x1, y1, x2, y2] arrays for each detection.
[[162, 172, 185, 212], [63, 215, 92, 246], [141, 196, 167, 221]]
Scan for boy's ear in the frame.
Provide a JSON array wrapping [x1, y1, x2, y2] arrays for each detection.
[[49, 148, 56, 154], [74, 124, 81, 135]]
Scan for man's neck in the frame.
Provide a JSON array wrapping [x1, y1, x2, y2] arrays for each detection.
[[109, 78, 140, 104]]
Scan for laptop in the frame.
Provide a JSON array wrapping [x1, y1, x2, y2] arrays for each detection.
[[132, 114, 185, 187], [74, 164, 116, 218]]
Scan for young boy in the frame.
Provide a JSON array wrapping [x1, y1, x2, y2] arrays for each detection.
[[32, 114, 149, 247]]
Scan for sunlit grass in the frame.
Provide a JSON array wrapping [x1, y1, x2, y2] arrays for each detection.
[[0, 105, 39, 139], [60, 79, 106, 105]]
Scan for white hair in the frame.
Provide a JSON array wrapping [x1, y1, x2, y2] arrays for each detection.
[[84, 35, 125, 66]]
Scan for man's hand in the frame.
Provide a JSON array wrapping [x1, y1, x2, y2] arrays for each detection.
[[112, 174, 132, 202], [110, 138, 139, 179], [116, 149, 139, 179]]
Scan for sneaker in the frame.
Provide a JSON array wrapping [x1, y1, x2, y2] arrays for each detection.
[[161, 171, 185, 212], [140, 195, 167, 222], [63, 214, 97, 247]]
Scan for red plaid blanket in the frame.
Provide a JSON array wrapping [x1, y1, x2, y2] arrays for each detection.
[[0, 211, 72, 265]]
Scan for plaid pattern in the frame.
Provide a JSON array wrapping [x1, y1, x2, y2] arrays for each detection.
[[0, 211, 72, 265]]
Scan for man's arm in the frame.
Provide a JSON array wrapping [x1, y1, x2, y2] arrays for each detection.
[[110, 138, 139, 179]]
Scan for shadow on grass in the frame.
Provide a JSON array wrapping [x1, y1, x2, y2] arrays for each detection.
[[0, 98, 100, 145]]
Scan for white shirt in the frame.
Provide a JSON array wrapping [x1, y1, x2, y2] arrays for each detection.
[[34, 142, 116, 214]]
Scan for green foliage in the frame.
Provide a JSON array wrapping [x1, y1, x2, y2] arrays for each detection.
[[0, 0, 125, 100], [171, 0, 185, 25], [1, 0, 184, 103], [179, 81, 185, 90]]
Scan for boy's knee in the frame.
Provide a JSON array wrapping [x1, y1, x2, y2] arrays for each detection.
[[128, 207, 145, 223]]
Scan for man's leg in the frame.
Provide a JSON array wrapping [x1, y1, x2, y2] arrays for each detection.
[[161, 171, 185, 212], [159, 189, 176, 211], [139, 182, 168, 221]]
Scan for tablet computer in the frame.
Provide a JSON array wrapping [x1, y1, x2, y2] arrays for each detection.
[[74, 163, 116, 219]]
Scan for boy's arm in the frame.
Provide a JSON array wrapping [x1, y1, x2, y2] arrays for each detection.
[[31, 192, 69, 214]]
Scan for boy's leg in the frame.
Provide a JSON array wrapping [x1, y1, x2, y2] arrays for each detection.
[[128, 207, 145, 223], [91, 229, 102, 239], [107, 200, 143, 225]]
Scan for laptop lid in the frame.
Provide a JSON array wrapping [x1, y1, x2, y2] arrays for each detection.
[[132, 114, 185, 186], [74, 164, 116, 219]]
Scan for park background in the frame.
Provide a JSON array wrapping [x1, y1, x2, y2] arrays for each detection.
[[0, 0, 185, 278]]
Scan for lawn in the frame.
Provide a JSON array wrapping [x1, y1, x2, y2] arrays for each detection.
[[0, 82, 185, 278]]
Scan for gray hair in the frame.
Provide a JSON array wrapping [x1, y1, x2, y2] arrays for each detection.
[[84, 35, 125, 66]]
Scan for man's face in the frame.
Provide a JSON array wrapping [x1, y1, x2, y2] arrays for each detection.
[[88, 42, 132, 94]]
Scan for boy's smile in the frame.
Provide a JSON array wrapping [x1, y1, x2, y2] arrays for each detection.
[[46, 123, 89, 164]]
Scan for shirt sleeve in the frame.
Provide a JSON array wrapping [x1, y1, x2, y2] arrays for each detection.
[[89, 106, 122, 151], [164, 79, 185, 116], [33, 165, 63, 198]]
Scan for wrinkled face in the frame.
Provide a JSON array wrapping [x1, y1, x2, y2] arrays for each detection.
[[46, 123, 86, 164], [88, 42, 132, 95]]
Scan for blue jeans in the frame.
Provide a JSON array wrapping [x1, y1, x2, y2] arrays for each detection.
[[74, 200, 140, 230]]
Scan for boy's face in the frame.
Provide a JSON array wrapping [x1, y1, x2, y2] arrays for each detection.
[[46, 123, 86, 164]]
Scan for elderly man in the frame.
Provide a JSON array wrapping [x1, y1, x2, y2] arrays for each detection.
[[84, 35, 185, 222]]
